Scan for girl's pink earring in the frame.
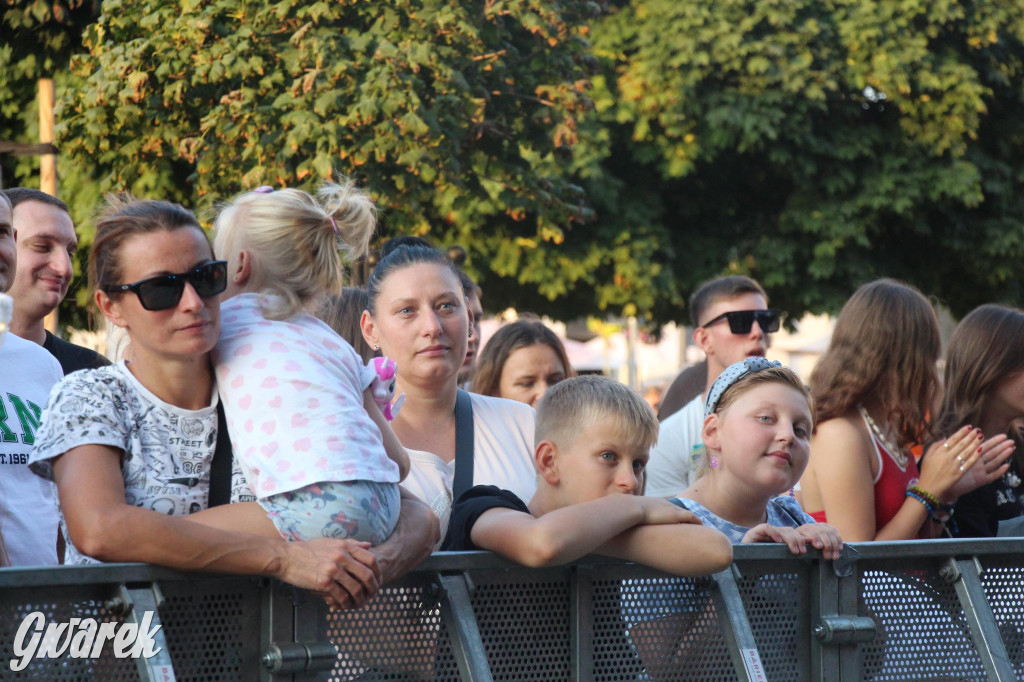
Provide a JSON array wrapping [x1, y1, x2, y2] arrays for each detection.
[[710, 453, 719, 469]]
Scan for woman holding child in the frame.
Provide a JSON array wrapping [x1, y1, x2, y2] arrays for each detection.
[[28, 195, 434, 608], [359, 240, 537, 541], [798, 279, 1015, 541]]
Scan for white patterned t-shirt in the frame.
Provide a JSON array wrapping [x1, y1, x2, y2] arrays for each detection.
[[29, 361, 252, 564]]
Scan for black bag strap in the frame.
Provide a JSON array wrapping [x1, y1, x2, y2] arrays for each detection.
[[453, 389, 475, 500], [208, 399, 233, 508]]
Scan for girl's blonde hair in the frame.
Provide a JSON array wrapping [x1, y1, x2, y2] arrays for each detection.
[[214, 180, 376, 320]]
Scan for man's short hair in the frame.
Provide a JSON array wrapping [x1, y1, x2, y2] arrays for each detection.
[[3, 188, 69, 214], [689, 275, 768, 328], [535, 375, 658, 451]]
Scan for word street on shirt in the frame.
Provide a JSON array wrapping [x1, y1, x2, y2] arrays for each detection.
[[10, 611, 163, 672]]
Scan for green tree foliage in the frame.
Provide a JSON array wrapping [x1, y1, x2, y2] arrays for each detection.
[[1, 0, 99, 184], [60, 0, 668, 319], [19, 0, 1024, 325], [2, 1, 102, 330], [590, 0, 1024, 321]]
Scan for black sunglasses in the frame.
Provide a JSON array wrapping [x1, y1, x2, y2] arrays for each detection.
[[105, 261, 228, 311], [701, 309, 780, 334]]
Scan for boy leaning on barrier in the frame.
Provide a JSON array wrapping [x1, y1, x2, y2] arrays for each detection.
[[441, 375, 733, 576]]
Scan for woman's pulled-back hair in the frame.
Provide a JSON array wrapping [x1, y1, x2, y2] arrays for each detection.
[[214, 180, 376, 320], [810, 279, 940, 449], [90, 195, 205, 297], [470, 320, 575, 397], [365, 236, 463, 314], [935, 304, 1024, 439]]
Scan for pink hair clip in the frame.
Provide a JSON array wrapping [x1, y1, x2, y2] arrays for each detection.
[[329, 216, 340, 235], [253, 185, 274, 194]]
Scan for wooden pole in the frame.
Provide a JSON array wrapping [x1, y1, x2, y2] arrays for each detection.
[[38, 78, 59, 334]]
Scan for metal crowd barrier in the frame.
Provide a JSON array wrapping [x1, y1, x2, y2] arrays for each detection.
[[0, 538, 1022, 681]]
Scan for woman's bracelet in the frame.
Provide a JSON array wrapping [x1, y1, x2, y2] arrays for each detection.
[[906, 486, 955, 523], [906, 489, 936, 515]]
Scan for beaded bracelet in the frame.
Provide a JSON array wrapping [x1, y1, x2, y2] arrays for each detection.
[[906, 489, 936, 515], [907, 486, 940, 508], [906, 486, 955, 523]]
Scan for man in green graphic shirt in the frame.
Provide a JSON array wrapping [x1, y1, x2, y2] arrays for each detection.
[[0, 192, 63, 566]]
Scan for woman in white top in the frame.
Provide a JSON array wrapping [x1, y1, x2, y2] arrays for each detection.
[[30, 198, 435, 608], [359, 239, 536, 542]]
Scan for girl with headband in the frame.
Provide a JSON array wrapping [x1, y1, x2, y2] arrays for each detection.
[[669, 358, 842, 557]]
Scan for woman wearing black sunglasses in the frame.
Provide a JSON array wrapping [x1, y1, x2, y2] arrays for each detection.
[[28, 197, 430, 609]]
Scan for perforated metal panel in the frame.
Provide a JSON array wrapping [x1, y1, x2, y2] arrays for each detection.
[[159, 580, 261, 680], [0, 587, 137, 680], [979, 561, 1024, 677], [326, 584, 458, 681], [607, 575, 726, 681], [470, 571, 571, 681], [860, 566, 986, 681], [736, 569, 809, 681], [0, 576, 261, 682]]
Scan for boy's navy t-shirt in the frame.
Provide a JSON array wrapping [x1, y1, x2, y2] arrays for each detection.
[[442, 485, 529, 551]]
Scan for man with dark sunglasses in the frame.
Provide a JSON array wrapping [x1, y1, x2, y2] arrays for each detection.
[[3, 188, 109, 375], [645, 275, 779, 497], [0, 192, 63, 565]]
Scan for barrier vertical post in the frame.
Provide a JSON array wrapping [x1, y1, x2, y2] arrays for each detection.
[[810, 555, 840, 682], [260, 579, 293, 682], [942, 557, 1016, 682], [437, 573, 494, 682], [112, 583, 177, 682], [569, 565, 595, 682], [711, 567, 765, 682]]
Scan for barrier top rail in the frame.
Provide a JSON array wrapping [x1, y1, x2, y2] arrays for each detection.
[[0, 537, 1023, 682]]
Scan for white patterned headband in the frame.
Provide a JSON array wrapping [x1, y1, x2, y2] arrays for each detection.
[[704, 357, 783, 417]]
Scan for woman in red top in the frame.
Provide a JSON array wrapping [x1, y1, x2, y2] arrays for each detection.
[[798, 279, 1014, 541]]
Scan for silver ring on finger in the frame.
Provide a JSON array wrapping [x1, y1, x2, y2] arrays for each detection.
[[944, 440, 951, 449], [959, 463, 966, 472]]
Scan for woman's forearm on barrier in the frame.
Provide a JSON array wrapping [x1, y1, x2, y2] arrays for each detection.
[[52, 444, 381, 609]]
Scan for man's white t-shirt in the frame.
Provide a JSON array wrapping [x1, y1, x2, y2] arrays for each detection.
[[645, 394, 705, 497], [0, 333, 62, 565]]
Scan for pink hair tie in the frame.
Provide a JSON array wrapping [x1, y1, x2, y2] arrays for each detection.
[[329, 216, 340, 235], [253, 185, 274, 194]]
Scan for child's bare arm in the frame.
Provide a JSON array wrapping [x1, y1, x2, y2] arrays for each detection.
[[470, 496, 704, 568], [596, 523, 733, 576], [362, 387, 410, 481]]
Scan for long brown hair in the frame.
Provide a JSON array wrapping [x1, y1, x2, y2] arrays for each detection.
[[810, 279, 940, 449], [470, 320, 575, 397], [935, 304, 1024, 440]]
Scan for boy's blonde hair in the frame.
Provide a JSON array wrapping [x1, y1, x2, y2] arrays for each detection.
[[535, 375, 659, 451], [214, 180, 376, 320]]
